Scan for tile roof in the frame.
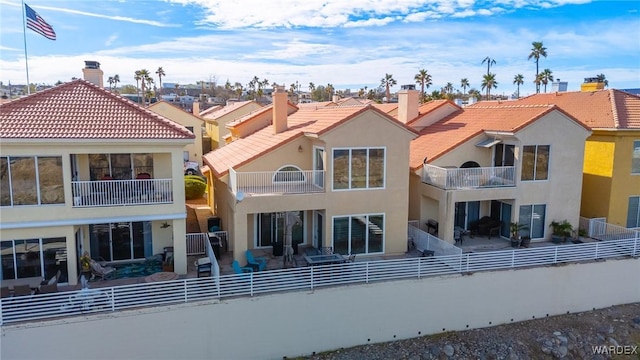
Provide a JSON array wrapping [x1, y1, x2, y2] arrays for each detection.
[[410, 104, 584, 170], [198, 104, 223, 117], [406, 100, 460, 125], [0, 80, 195, 140], [297, 101, 337, 108], [371, 103, 398, 114], [514, 89, 640, 129], [200, 100, 260, 120], [205, 105, 415, 177]]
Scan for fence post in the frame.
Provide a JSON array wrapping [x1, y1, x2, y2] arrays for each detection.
[[595, 242, 599, 260], [250, 273, 254, 297], [554, 247, 558, 264], [418, 258, 421, 278], [310, 267, 314, 290], [184, 279, 188, 302], [511, 250, 515, 268], [634, 233, 639, 257], [366, 262, 369, 284], [110, 288, 116, 312]]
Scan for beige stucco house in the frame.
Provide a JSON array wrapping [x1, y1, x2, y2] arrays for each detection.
[[0, 80, 194, 286], [148, 100, 207, 166], [203, 88, 417, 262], [405, 89, 592, 243], [201, 100, 262, 149]]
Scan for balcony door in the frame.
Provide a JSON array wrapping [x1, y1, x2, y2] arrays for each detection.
[[90, 222, 151, 262], [491, 200, 512, 238], [454, 201, 480, 230], [313, 147, 324, 188]]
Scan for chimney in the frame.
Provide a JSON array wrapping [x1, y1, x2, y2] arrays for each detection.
[[552, 79, 568, 92], [397, 89, 419, 123], [468, 97, 477, 105], [273, 85, 288, 134], [332, 94, 340, 103], [192, 101, 200, 116], [82, 61, 103, 88]]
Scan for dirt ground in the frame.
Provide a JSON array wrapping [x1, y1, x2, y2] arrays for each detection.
[[304, 303, 640, 360], [185, 196, 208, 233]]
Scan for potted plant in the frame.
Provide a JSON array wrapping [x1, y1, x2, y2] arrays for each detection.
[[509, 222, 529, 248], [550, 220, 573, 244], [520, 234, 532, 248], [79, 251, 91, 271]]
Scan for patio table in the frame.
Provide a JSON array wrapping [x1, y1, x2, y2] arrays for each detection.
[[304, 254, 346, 266]]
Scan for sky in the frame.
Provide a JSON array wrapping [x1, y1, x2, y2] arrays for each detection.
[[0, 0, 638, 97]]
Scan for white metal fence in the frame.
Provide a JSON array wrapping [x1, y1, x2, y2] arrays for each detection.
[[71, 179, 173, 207], [422, 164, 515, 190], [579, 217, 608, 238], [186, 232, 227, 256], [408, 222, 462, 256], [228, 168, 325, 195], [3, 233, 636, 325]]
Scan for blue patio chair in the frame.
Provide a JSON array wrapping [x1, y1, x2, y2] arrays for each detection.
[[232, 260, 253, 274], [245, 250, 267, 271]]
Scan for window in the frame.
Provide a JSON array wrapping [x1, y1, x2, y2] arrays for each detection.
[[333, 214, 384, 255], [627, 196, 640, 228], [0, 156, 64, 207], [88, 153, 153, 180], [273, 165, 305, 182], [333, 148, 385, 190], [518, 204, 546, 238], [632, 141, 640, 174], [256, 212, 304, 248], [90, 222, 152, 262], [494, 144, 514, 167], [0, 237, 68, 283], [521, 145, 550, 181]]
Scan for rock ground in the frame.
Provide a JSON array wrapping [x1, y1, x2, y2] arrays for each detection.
[[301, 303, 640, 360]]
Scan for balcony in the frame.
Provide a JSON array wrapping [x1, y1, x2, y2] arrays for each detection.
[[229, 168, 325, 196], [422, 164, 515, 190], [72, 179, 173, 207]]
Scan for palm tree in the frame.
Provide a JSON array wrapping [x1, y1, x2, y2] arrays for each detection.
[[107, 76, 114, 91], [513, 74, 524, 98], [155, 67, 165, 96], [145, 77, 154, 102], [138, 69, 151, 104], [540, 68, 554, 93], [234, 82, 243, 99], [308, 82, 315, 92], [596, 73, 609, 87], [380, 73, 397, 103], [444, 82, 454, 95], [113, 74, 120, 93], [481, 73, 498, 100], [134, 70, 142, 101], [528, 41, 548, 93], [460, 78, 469, 98], [482, 57, 496, 76], [533, 73, 543, 94], [414, 69, 432, 103], [326, 83, 334, 100]]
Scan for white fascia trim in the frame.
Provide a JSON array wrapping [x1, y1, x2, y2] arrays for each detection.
[[0, 212, 186, 230]]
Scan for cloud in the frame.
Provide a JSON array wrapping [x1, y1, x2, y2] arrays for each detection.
[[35, 5, 181, 27], [166, 0, 592, 29], [105, 34, 119, 47]]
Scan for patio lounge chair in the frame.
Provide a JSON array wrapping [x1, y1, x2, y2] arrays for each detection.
[[39, 270, 61, 294], [90, 260, 116, 280], [245, 250, 267, 271], [232, 260, 253, 274]]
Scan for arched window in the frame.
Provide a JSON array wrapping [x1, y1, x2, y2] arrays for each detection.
[[273, 165, 305, 183]]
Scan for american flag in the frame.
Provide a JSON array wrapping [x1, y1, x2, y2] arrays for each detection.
[[25, 3, 56, 41]]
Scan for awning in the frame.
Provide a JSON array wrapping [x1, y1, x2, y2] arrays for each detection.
[[475, 138, 501, 148]]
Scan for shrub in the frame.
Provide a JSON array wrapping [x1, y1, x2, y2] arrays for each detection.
[[184, 175, 206, 200]]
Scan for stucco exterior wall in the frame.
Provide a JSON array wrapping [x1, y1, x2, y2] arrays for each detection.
[[215, 111, 414, 260], [606, 131, 640, 226], [581, 134, 615, 219], [3, 258, 638, 360], [204, 102, 262, 148], [148, 102, 205, 166]]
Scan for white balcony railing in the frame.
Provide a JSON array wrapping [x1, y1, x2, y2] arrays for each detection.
[[71, 179, 173, 207], [422, 164, 515, 190], [2, 232, 638, 325], [228, 168, 325, 195]]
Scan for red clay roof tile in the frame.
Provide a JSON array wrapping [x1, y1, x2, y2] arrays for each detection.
[[0, 80, 195, 140]]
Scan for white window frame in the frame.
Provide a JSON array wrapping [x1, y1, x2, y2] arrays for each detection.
[[0, 155, 64, 207], [627, 196, 640, 228], [331, 213, 385, 255], [272, 165, 306, 183], [331, 147, 386, 191], [518, 204, 547, 239]]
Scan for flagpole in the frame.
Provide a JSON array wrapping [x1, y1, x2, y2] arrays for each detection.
[[21, 0, 31, 95]]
